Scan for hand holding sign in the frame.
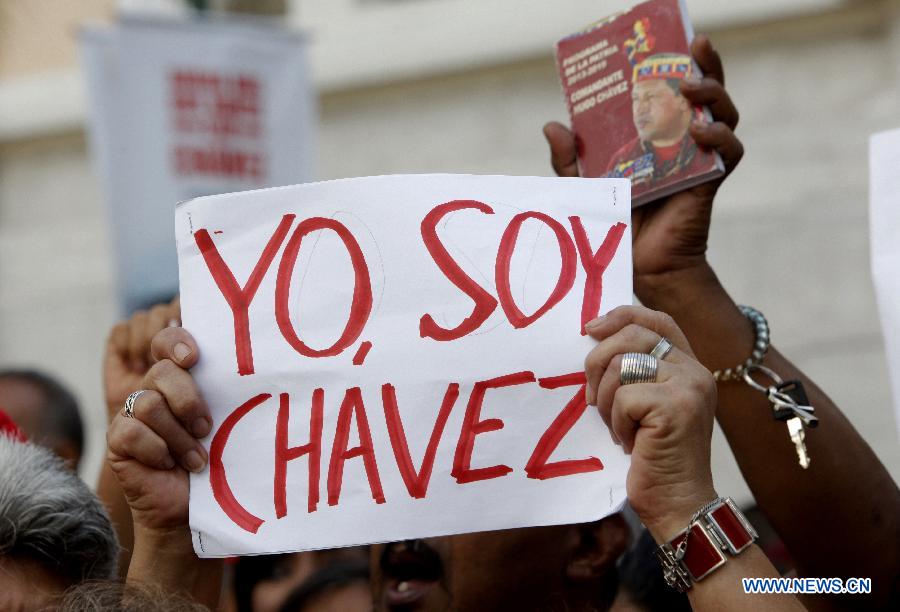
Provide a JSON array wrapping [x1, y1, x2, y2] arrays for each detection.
[[584, 305, 717, 541], [107, 327, 206, 532], [104, 297, 181, 423], [108, 300, 722, 606]]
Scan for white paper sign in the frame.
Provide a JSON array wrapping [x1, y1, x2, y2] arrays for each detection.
[[176, 174, 632, 557], [81, 16, 315, 314], [870, 128, 900, 439]]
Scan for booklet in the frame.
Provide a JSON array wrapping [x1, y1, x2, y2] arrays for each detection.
[[555, 0, 724, 206]]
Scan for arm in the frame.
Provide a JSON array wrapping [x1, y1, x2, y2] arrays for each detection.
[[585, 305, 804, 611], [636, 265, 900, 610], [98, 298, 181, 577], [546, 34, 899, 611], [128, 524, 223, 608], [687, 546, 803, 611], [107, 325, 222, 607]]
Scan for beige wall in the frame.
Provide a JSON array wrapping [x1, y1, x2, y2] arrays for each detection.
[[0, 0, 114, 78], [1, 1, 898, 501]]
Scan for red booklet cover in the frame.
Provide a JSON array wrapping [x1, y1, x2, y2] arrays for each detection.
[[555, 0, 724, 206]]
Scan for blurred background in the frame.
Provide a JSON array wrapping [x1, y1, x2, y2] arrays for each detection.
[[0, 0, 898, 505]]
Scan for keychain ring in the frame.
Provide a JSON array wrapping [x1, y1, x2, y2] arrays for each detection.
[[742, 364, 784, 394]]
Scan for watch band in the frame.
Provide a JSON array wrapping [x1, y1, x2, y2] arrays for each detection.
[[656, 497, 758, 592]]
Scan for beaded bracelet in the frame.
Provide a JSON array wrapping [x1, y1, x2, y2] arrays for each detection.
[[711, 306, 769, 382]]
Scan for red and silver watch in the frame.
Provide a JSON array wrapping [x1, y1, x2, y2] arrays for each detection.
[[655, 497, 758, 592]]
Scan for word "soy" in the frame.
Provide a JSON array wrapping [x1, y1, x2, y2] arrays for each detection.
[[194, 200, 627, 376]]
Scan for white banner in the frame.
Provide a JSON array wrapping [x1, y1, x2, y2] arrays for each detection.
[[870, 127, 900, 439], [81, 16, 315, 313], [176, 174, 632, 557]]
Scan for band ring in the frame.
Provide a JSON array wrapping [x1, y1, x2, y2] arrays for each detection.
[[620, 353, 659, 385], [650, 337, 674, 361], [123, 390, 146, 419]]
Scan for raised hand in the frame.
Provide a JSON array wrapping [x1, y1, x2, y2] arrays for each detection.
[[104, 297, 181, 423], [543, 35, 742, 301], [106, 326, 207, 531], [583, 305, 717, 539]]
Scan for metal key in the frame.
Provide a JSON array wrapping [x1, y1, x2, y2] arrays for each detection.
[[768, 388, 814, 469], [774, 379, 818, 428], [767, 387, 818, 427], [744, 366, 816, 469], [785, 417, 810, 469]]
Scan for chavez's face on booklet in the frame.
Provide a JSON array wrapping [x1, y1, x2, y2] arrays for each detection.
[[631, 78, 692, 145]]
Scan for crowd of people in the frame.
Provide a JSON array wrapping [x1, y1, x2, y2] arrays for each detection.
[[1, 35, 898, 611]]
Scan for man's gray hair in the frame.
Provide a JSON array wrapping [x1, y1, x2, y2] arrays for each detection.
[[0, 436, 118, 582]]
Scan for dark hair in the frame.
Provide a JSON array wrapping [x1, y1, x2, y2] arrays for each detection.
[[616, 528, 691, 611], [278, 558, 369, 612], [234, 551, 370, 612], [234, 554, 281, 612], [0, 369, 84, 454]]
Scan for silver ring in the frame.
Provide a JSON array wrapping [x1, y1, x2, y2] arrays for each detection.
[[620, 353, 658, 385], [650, 337, 674, 361], [123, 390, 146, 419]]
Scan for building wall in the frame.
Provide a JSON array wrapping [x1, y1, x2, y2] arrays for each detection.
[[1, 1, 898, 502], [0, 0, 115, 78]]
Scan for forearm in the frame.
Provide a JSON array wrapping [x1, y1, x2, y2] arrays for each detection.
[[97, 461, 135, 578], [687, 545, 805, 612], [643, 492, 804, 611], [638, 264, 900, 608], [128, 524, 223, 609]]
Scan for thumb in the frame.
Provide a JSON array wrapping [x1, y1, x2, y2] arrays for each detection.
[[150, 327, 201, 369], [543, 121, 580, 178]]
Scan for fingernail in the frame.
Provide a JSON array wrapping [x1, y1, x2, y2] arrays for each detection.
[[683, 77, 701, 86], [192, 417, 211, 438], [167, 318, 180, 328], [184, 450, 206, 473], [174, 342, 192, 363], [585, 316, 604, 329], [163, 456, 176, 470]]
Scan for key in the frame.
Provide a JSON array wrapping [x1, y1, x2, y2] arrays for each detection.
[[744, 367, 816, 469], [786, 417, 810, 469], [775, 379, 818, 428], [768, 386, 815, 467], [769, 391, 818, 427]]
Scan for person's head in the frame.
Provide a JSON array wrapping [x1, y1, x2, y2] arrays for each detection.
[[0, 369, 84, 468], [57, 580, 206, 612], [234, 547, 370, 612], [630, 54, 693, 146], [0, 436, 118, 610], [277, 556, 370, 612], [371, 514, 629, 611], [612, 528, 691, 611]]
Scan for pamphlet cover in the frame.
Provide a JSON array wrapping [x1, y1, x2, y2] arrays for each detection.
[[555, 0, 724, 206]]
